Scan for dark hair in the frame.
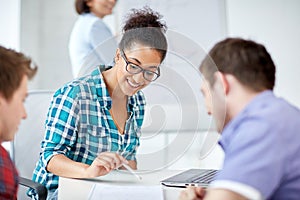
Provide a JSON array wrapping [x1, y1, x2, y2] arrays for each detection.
[[200, 38, 276, 91], [119, 6, 168, 62], [0, 46, 37, 101], [75, 0, 90, 14]]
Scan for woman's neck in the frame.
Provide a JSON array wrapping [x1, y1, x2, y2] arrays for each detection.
[[90, 11, 105, 19], [102, 68, 126, 101]]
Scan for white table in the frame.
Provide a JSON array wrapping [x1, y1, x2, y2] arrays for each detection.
[[58, 169, 185, 200]]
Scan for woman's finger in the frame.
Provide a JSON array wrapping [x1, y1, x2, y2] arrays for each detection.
[[98, 152, 124, 169]]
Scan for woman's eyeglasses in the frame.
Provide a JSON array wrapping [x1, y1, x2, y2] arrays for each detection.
[[121, 50, 160, 82]]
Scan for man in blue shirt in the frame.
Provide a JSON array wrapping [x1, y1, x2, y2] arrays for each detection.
[[180, 38, 300, 199]]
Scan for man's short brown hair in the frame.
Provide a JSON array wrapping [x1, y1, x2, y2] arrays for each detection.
[[0, 46, 37, 100], [200, 38, 276, 92]]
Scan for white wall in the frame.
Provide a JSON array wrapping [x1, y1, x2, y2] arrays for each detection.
[[20, 0, 76, 90], [226, 0, 300, 108], [2, 1, 299, 108], [0, 0, 20, 49]]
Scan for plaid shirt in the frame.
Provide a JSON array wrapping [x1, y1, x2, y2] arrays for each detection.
[[32, 67, 145, 193], [0, 145, 18, 199]]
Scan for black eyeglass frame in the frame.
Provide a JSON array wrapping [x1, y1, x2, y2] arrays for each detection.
[[120, 50, 160, 82]]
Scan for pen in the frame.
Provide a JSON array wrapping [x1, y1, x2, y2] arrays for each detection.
[[122, 163, 142, 181]]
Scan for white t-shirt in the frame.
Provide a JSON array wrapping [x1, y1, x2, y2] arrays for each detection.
[[69, 13, 117, 77]]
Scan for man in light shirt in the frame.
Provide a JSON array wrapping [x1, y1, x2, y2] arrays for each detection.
[[180, 38, 300, 200]]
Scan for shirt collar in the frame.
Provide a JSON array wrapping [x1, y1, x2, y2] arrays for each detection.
[[90, 68, 112, 109], [219, 90, 274, 151], [128, 91, 146, 112]]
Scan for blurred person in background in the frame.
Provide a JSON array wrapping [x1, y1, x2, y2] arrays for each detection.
[[69, 0, 118, 78]]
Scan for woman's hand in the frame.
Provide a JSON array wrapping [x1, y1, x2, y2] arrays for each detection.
[[85, 152, 129, 178], [179, 187, 206, 200]]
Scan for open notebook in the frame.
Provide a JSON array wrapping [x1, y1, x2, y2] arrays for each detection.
[[161, 169, 219, 187]]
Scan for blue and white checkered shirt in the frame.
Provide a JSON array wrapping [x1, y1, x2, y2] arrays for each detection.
[[31, 67, 145, 193]]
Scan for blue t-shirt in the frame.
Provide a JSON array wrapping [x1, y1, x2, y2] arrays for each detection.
[[213, 90, 300, 199], [69, 13, 117, 77]]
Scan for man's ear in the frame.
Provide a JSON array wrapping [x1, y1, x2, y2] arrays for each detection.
[[215, 71, 229, 95]]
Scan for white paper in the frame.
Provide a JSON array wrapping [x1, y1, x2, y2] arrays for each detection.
[[88, 184, 163, 200]]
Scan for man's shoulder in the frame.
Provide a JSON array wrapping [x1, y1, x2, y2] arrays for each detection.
[[0, 145, 16, 175], [0, 145, 10, 161]]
